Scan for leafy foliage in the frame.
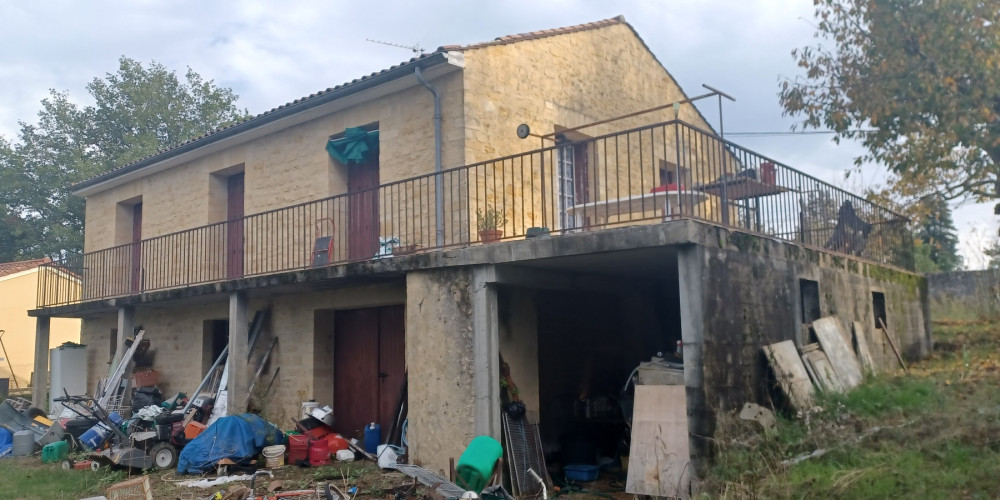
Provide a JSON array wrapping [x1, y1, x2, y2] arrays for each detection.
[[913, 195, 963, 272], [780, 0, 1000, 204], [0, 56, 248, 260]]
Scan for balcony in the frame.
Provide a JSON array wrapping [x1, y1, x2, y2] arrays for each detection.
[[37, 119, 913, 308]]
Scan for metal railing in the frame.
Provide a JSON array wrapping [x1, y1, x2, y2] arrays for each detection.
[[37, 119, 913, 307]]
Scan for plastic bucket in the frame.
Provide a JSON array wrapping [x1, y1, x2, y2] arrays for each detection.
[[263, 444, 286, 468]]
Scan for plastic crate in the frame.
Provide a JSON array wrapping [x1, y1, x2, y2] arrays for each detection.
[[564, 464, 600, 482]]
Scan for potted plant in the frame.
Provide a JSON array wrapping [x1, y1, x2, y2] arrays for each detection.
[[477, 205, 508, 243]]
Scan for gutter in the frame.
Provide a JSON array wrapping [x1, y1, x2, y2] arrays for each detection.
[[414, 66, 445, 247]]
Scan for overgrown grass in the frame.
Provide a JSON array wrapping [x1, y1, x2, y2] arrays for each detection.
[[701, 318, 1000, 499], [0, 458, 127, 500]]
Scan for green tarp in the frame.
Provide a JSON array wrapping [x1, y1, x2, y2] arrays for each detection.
[[326, 127, 379, 164]]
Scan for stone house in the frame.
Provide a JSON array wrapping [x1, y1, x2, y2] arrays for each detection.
[[31, 17, 929, 480]]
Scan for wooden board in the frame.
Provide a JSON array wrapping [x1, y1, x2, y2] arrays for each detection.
[[812, 317, 863, 389], [762, 340, 814, 411], [852, 321, 877, 375], [802, 349, 845, 393], [626, 385, 690, 499]]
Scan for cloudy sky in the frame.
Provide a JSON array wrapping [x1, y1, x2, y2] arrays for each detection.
[[1, 0, 993, 267]]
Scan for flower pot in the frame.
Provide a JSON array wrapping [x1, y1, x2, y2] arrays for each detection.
[[479, 229, 503, 243]]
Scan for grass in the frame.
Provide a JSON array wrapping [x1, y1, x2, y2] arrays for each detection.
[[701, 317, 1000, 499], [0, 458, 127, 500]]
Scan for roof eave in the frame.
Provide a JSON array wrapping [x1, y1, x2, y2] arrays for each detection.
[[72, 51, 464, 197]]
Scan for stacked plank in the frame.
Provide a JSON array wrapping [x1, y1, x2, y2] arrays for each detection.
[[763, 316, 902, 412]]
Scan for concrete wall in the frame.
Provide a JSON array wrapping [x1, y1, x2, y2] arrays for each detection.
[[927, 270, 1000, 320], [680, 227, 929, 469], [405, 269, 477, 473], [0, 269, 80, 386]]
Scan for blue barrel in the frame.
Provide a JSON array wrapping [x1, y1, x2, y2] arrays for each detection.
[[80, 412, 123, 450], [363, 422, 381, 453]]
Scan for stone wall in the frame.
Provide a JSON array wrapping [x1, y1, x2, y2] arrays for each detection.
[[927, 270, 1000, 320], [83, 70, 465, 255], [80, 282, 405, 422]]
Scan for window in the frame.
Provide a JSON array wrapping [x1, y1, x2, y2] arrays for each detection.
[[659, 160, 690, 188], [557, 145, 578, 230]]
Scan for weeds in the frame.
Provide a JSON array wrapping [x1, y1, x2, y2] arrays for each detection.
[[701, 318, 1000, 498]]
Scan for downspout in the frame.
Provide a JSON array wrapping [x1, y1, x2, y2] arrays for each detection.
[[415, 66, 445, 247]]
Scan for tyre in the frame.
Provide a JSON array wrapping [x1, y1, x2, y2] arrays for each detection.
[[61, 459, 73, 470], [149, 442, 178, 470], [90, 462, 101, 472]]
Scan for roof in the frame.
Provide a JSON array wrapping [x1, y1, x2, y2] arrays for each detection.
[[73, 15, 713, 194], [440, 16, 626, 51], [0, 257, 50, 278]]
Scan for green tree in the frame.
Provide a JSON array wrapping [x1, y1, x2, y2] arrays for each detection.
[[779, 0, 1000, 204], [0, 57, 248, 259], [913, 195, 963, 272]]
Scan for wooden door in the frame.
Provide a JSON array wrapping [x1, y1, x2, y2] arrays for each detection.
[[226, 173, 245, 278], [334, 308, 380, 440], [377, 305, 406, 434], [347, 156, 380, 260], [333, 305, 405, 441], [130, 203, 142, 292]]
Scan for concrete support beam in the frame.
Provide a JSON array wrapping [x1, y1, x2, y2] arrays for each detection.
[[677, 244, 708, 478], [31, 316, 50, 410], [113, 306, 135, 368], [472, 265, 501, 439], [228, 291, 249, 414]]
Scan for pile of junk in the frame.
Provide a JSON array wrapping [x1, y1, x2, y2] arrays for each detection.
[[0, 328, 288, 474]]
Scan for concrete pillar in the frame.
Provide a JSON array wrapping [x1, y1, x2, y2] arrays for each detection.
[[113, 306, 135, 369], [31, 316, 50, 410], [472, 265, 501, 439], [228, 291, 249, 414], [677, 244, 708, 478]]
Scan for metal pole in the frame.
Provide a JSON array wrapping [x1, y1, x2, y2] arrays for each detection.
[[0, 330, 19, 389]]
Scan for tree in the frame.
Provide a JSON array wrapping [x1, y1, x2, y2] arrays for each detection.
[[0, 57, 249, 259], [779, 0, 1000, 205], [913, 195, 963, 272]]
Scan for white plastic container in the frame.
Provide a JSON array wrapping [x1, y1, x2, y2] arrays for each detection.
[[376, 444, 404, 469], [336, 449, 355, 462], [300, 400, 320, 420]]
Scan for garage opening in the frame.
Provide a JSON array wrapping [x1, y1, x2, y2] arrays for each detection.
[[495, 248, 685, 491]]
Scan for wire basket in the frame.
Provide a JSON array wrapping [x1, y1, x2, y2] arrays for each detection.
[[106, 475, 152, 500]]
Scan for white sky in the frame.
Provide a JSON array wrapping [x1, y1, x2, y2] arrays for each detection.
[[0, 0, 993, 267]]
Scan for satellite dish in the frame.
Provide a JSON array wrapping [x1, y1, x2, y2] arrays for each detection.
[[516, 123, 531, 139]]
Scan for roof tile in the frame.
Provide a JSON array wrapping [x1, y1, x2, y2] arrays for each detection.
[[0, 257, 51, 278]]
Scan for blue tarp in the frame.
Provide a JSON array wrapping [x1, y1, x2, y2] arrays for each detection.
[[176, 414, 284, 474], [0, 428, 11, 457]]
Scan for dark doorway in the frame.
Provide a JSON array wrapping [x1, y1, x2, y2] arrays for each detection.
[[227, 173, 245, 278], [202, 319, 229, 374], [872, 291, 887, 329], [347, 155, 380, 260], [130, 203, 143, 292], [333, 305, 404, 441]]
